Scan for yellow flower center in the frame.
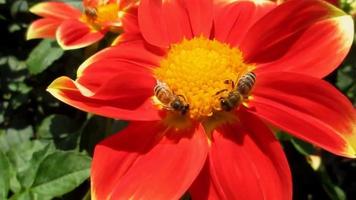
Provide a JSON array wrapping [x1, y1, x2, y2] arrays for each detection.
[[81, 4, 120, 30], [154, 37, 255, 120]]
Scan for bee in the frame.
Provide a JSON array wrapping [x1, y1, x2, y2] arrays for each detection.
[[237, 71, 256, 98], [84, 7, 98, 20], [216, 72, 256, 111], [154, 80, 189, 115], [219, 89, 242, 111]]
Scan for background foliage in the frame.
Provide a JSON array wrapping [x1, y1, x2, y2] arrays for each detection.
[[0, 0, 355, 199]]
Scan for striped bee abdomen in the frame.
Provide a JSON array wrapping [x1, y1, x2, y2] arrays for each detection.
[[237, 72, 256, 97]]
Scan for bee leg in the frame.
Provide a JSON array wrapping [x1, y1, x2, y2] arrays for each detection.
[[214, 89, 228, 96], [224, 79, 235, 89]]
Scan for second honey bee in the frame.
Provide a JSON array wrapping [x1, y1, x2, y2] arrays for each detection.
[[84, 7, 98, 20], [217, 72, 256, 111], [154, 80, 189, 115]]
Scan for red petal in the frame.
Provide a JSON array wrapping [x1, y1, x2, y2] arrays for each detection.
[[77, 61, 154, 100], [26, 18, 62, 40], [47, 71, 160, 121], [138, 0, 193, 48], [241, 0, 353, 78], [121, 6, 140, 33], [249, 72, 356, 158], [56, 20, 105, 50], [189, 159, 221, 200], [77, 39, 164, 76], [91, 121, 208, 200], [111, 33, 142, 46], [182, 0, 213, 38], [190, 110, 292, 200], [214, 0, 276, 46], [30, 2, 81, 19], [83, 0, 99, 7]]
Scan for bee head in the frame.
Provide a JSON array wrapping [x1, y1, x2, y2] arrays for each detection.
[[171, 99, 183, 110]]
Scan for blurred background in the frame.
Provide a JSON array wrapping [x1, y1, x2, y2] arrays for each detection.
[[0, 0, 355, 199]]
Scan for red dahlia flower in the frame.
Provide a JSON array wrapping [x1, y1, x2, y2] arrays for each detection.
[[27, 0, 138, 49], [47, 0, 355, 199]]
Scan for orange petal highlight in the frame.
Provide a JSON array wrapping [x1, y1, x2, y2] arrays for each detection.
[[241, 0, 354, 78], [249, 72, 356, 158]]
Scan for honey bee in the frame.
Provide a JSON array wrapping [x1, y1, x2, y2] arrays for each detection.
[[216, 72, 256, 111], [237, 71, 256, 98], [84, 7, 98, 20], [154, 80, 189, 115], [219, 90, 242, 111]]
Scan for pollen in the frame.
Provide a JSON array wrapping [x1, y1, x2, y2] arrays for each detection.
[[154, 37, 254, 119]]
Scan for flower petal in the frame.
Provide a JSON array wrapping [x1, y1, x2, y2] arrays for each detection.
[[83, 0, 99, 7], [84, 0, 118, 7], [111, 33, 142, 46], [91, 121, 209, 200], [121, 6, 140, 33], [47, 68, 160, 121], [76, 61, 154, 99], [56, 20, 105, 50], [249, 72, 356, 158], [26, 18, 62, 40], [78, 39, 163, 77], [138, 0, 193, 48], [214, 0, 276, 46], [183, 0, 213, 37], [190, 110, 292, 200], [241, 0, 353, 78], [30, 2, 81, 19]]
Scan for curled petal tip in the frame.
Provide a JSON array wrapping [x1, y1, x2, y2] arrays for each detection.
[[26, 18, 62, 40]]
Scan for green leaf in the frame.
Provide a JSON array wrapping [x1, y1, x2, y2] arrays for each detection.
[[5, 140, 50, 193], [0, 151, 11, 199], [8, 56, 26, 72], [9, 190, 32, 200], [30, 151, 91, 198], [9, 190, 48, 200], [290, 137, 316, 156], [319, 166, 346, 200], [0, 0, 6, 5], [26, 40, 64, 75], [18, 143, 55, 189], [0, 126, 33, 153], [275, 131, 292, 141], [10, 0, 28, 17], [37, 114, 82, 150], [336, 65, 353, 91], [6, 140, 48, 175], [80, 115, 127, 155]]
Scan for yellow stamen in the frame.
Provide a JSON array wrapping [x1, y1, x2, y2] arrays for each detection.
[[154, 36, 254, 120]]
